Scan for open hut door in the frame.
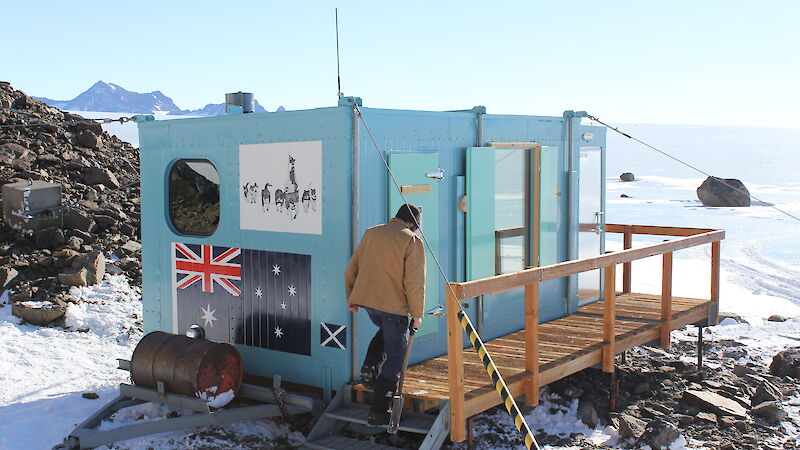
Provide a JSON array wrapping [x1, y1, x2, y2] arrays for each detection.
[[577, 146, 604, 304], [387, 152, 440, 337], [465, 145, 561, 338]]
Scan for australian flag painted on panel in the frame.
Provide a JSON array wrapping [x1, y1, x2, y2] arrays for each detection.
[[174, 243, 311, 356]]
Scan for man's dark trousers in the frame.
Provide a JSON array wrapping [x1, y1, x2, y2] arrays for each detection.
[[363, 307, 409, 382]]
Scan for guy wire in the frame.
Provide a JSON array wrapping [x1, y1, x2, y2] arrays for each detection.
[[586, 114, 800, 224]]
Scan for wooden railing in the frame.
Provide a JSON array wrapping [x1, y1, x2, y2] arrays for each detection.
[[446, 224, 724, 441]]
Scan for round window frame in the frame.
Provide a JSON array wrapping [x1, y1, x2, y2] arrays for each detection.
[[167, 158, 221, 237]]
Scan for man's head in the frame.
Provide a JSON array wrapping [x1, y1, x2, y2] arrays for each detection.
[[395, 203, 421, 231]]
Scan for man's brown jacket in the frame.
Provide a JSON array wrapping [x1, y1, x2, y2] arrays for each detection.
[[345, 218, 426, 318]]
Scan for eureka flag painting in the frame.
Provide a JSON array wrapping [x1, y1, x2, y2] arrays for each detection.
[[173, 243, 311, 356]]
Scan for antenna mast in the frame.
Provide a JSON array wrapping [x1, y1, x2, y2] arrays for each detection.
[[335, 8, 343, 99]]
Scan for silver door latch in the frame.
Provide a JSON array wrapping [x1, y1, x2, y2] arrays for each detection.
[[426, 168, 444, 181]]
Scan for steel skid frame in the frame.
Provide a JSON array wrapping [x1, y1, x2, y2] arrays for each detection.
[[55, 360, 315, 449]]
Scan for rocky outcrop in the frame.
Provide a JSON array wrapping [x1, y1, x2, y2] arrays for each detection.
[[697, 176, 751, 207], [0, 81, 142, 319], [769, 347, 800, 378]]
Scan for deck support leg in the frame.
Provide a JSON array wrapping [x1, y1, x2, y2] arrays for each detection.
[[609, 371, 619, 412], [622, 225, 633, 294], [697, 325, 704, 369], [602, 265, 616, 373], [466, 416, 475, 450], [446, 283, 466, 443], [660, 251, 673, 348], [620, 350, 626, 365], [524, 282, 540, 406]]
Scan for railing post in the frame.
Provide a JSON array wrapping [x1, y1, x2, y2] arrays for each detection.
[[661, 251, 673, 348], [711, 241, 721, 325], [446, 283, 466, 443], [602, 265, 616, 373], [524, 282, 540, 406], [622, 225, 633, 293]]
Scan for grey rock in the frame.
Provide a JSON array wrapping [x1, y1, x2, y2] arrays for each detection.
[[11, 300, 65, 326], [697, 176, 751, 207], [695, 412, 717, 424], [68, 229, 97, 244], [115, 240, 141, 257], [71, 250, 105, 285], [718, 311, 748, 324], [12, 94, 30, 109], [617, 413, 647, 439], [635, 420, 682, 450], [620, 172, 635, 182], [751, 401, 787, 425], [682, 389, 748, 419], [768, 315, 789, 322], [83, 167, 119, 189], [577, 399, 598, 428], [751, 380, 782, 405], [93, 214, 117, 228], [63, 208, 97, 233], [34, 227, 65, 249], [66, 236, 83, 250], [769, 347, 800, 379], [76, 130, 100, 149], [105, 263, 124, 275], [0, 266, 19, 290], [58, 268, 88, 287]]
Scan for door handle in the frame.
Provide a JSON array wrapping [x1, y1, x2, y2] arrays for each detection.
[[426, 168, 444, 182]]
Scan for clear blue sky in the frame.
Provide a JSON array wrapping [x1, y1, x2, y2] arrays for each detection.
[[4, 1, 798, 127]]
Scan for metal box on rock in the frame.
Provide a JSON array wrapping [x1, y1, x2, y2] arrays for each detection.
[[2, 180, 63, 233]]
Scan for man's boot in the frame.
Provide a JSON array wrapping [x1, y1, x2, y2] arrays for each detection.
[[357, 362, 381, 389], [368, 376, 396, 426]]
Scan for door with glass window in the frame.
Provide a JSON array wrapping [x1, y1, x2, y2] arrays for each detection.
[[578, 146, 604, 303], [465, 145, 561, 338]]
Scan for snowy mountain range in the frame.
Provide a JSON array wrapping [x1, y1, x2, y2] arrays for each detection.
[[34, 81, 273, 116]]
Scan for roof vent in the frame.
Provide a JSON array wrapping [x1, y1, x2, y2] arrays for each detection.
[[225, 92, 255, 114]]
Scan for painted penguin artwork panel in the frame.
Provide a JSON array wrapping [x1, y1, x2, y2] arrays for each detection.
[[239, 141, 322, 235], [172, 243, 312, 356]]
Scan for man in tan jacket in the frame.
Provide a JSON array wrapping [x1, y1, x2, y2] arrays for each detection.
[[345, 203, 426, 425]]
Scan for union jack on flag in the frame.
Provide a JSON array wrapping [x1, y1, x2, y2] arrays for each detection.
[[174, 243, 242, 296]]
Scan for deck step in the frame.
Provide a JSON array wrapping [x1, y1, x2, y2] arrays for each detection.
[[304, 435, 402, 450], [324, 404, 436, 435]]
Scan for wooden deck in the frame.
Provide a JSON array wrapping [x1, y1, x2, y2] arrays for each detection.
[[359, 292, 712, 415], [355, 224, 723, 443]]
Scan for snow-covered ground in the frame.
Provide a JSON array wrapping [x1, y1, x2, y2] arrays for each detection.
[[0, 122, 798, 449]]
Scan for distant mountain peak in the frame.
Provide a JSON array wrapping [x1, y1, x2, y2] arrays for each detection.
[[34, 82, 273, 116]]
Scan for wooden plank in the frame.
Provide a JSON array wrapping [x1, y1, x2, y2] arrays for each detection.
[[605, 223, 715, 236], [533, 146, 541, 268], [711, 241, 721, 325], [524, 283, 539, 406], [602, 265, 616, 373], [661, 252, 673, 348], [458, 230, 725, 299], [623, 225, 633, 293], [446, 283, 466, 442]]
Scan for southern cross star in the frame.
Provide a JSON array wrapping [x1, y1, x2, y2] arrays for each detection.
[[280, 301, 287, 310], [254, 287, 263, 298], [201, 304, 217, 327], [274, 326, 283, 338], [288, 285, 296, 296], [272, 264, 281, 276]]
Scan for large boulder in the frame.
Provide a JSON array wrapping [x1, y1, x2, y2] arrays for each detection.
[[0, 266, 19, 291], [620, 172, 635, 182], [58, 268, 88, 287], [63, 208, 97, 233], [617, 413, 647, 440], [11, 300, 66, 326], [635, 420, 682, 449], [769, 347, 800, 378], [751, 401, 787, 425], [696, 176, 751, 207], [76, 130, 100, 149], [682, 389, 748, 419], [34, 227, 65, 249], [83, 167, 120, 189], [71, 250, 105, 285]]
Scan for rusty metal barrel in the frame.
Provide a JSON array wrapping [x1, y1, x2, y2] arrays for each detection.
[[130, 331, 243, 402]]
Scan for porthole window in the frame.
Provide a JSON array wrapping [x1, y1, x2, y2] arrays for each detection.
[[169, 159, 220, 235]]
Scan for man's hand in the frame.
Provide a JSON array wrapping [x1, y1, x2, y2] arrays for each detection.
[[412, 317, 422, 330], [348, 305, 360, 313]]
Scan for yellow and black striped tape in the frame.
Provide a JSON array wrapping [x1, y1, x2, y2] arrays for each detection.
[[457, 310, 539, 450]]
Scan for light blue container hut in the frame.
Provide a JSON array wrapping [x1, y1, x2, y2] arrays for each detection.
[[136, 97, 607, 398]]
